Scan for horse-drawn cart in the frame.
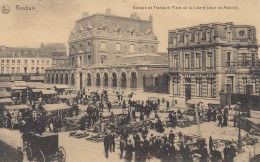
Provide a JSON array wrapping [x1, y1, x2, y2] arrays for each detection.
[[24, 132, 66, 162]]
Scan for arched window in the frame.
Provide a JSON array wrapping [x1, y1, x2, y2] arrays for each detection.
[[143, 75, 146, 88], [130, 72, 137, 88], [71, 73, 75, 85], [47, 74, 50, 84], [65, 74, 68, 84], [112, 73, 117, 87], [55, 74, 59, 84], [51, 74, 54, 84], [60, 74, 63, 84], [96, 73, 101, 86], [121, 72, 126, 88], [87, 73, 91, 86], [104, 73, 108, 87]]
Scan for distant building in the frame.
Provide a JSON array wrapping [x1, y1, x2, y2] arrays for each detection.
[[168, 22, 260, 109], [0, 43, 66, 82], [45, 10, 169, 94]]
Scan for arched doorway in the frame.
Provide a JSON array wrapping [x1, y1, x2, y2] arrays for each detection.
[[87, 73, 91, 86], [47, 74, 50, 84], [130, 72, 137, 88], [65, 74, 68, 84], [51, 74, 54, 84], [96, 73, 101, 86], [55, 74, 59, 84], [143, 75, 146, 88], [60, 74, 63, 84], [121, 72, 126, 88], [104, 73, 108, 87], [71, 73, 75, 85], [112, 73, 117, 87]]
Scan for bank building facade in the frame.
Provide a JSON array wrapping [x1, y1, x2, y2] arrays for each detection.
[[45, 9, 169, 94]]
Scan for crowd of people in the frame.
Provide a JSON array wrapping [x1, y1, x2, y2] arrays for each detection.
[[104, 128, 237, 162]]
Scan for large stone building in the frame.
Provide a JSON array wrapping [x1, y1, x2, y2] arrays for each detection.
[[168, 22, 260, 108], [0, 43, 66, 82], [45, 10, 169, 94]]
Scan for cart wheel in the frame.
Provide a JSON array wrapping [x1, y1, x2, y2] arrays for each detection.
[[37, 150, 45, 162], [57, 146, 66, 162], [25, 146, 33, 161]]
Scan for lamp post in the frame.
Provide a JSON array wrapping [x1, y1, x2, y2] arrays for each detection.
[[237, 102, 243, 153]]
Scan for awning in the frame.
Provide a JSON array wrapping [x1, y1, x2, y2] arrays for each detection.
[[27, 82, 45, 89], [41, 89, 57, 95], [14, 81, 27, 87], [42, 103, 71, 111], [55, 84, 70, 89], [5, 104, 32, 110], [0, 82, 14, 88], [186, 100, 199, 105], [32, 89, 45, 93], [0, 91, 12, 98], [11, 86, 27, 90], [58, 94, 77, 99], [0, 98, 12, 103]]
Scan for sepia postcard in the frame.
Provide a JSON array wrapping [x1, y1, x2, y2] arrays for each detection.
[[0, 0, 260, 162]]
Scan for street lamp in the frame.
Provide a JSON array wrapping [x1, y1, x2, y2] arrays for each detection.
[[237, 102, 243, 153]]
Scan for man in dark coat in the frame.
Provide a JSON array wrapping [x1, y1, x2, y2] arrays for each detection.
[[109, 133, 116, 152], [217, 113, 223, 127], [15, 147, 23, 162], [169, 130, 175, 144], [211, 146, 222, 162], [224, 143, 232, 162], [125, 140, 135, 161], [133, 132, 140, 147], [207, 108, 212, 122], [199, 145, 209, 162], [181, 144, 192, 162], [104, 133, 110, 158], [212, 108, 217, 121], [120, 140, 125, 159], [121, 129, 129, 141]]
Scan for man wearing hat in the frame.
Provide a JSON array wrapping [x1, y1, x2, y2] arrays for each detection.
[[15, 147, 23, 162], [210, 145, 222, 162]]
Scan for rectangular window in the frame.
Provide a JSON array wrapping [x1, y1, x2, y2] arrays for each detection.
[[100, 55, 106, 64], [185, 54, 190, 68], [173, 37, 178, 46], [207, 32, 212, 42], [11, 67, 15, 73], [207, 52, 214, 67], [196, 78, 202, 97], [196, 53, 201, 68], [252, 53, 255, 66], [17, 60, 20, 65], [173, 77, 180, 95], [116, 43, 121, 51], [17, 67, 20, 73], [24, 60, 28, 64], [1, 67, 4, 74], [1, 60, 4, 64], [31, 60, 34, 65], [46, 60, 49, 65], [6, 60, 10, 64], [31, 67, 34, 73], [173, 55, 179, 68], [227, 52, 231, 66], [6, 67, 10, 73], [227, 76, 234, 93], [227, 32, 231, 42], [207, 78, 215, 98], [37, 60, 39, 65], [130, 44, 135, 52], [145, 45, 148, 53], [41, 60, 44, 65], [242, 53, 247, 66], [151, 45, 154, 53], [101, 42, 106, 49], [12, 60, 15, 64]]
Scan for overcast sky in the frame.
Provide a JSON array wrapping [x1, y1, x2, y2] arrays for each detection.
[[1, 0, 260, 55]]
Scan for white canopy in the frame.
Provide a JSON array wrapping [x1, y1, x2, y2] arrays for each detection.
[[5, 104, 32, 110], [0, 98, 12, 103], [41, 89, 58, 95], [42, 103, 71, 111]]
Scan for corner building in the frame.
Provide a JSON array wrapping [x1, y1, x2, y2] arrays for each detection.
[[168, 22, 260, 107]]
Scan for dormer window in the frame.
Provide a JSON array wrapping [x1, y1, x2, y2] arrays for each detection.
[[195, 31, 201, 44], [225, 26, 232, 42], [206, 29, 213, 42], [184, 33, 190, 45]]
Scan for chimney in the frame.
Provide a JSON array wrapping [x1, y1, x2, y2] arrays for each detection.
[[106, 8, 111, 15], [149, 14, 153, 22], [82, 12, 89, 18], [130, 12, 138, 19], [40, 43, 44, 48]]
